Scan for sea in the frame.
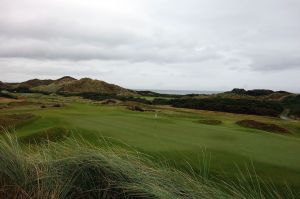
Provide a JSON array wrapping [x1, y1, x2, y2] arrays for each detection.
[[137, 89, 222, 95]]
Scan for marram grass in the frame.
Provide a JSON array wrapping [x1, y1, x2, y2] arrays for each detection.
[[0, 133, 295, 199]]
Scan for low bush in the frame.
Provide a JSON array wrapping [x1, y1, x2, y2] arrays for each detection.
[[0, 92, 17, 99]]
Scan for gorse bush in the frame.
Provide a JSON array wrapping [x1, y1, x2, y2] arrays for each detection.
[[153, 98, 283, 117], [0, 133, 295, 199]]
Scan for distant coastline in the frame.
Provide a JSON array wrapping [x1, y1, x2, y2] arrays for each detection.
[[136, 89, 222, 95]]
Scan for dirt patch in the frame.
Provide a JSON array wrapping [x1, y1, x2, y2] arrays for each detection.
[[195, 119, 223, 125], [0, 113, 37, 131], [21, 127, 70, 144], [236, 120, 290, 134]]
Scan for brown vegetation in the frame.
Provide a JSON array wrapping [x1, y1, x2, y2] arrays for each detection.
[[0, 113, 36, 130], [128, 105, 145, 112], [195, 119, 223, 125], [20, 127, 70, 144], [236, 120, 290, 134], [100, 99, 118, 105]]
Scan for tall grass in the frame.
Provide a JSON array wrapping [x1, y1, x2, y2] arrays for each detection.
[[0, 133, 295, 199]]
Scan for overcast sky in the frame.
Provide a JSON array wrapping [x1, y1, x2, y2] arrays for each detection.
[[0, 0, 300, 92]]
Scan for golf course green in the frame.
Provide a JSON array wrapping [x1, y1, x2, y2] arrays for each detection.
[[1, 93, 300, 192]]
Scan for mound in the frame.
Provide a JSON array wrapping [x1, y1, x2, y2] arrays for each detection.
[[21, 127, 70, 144], [195, 119, 223, 125], [236, 120, 290, 134]]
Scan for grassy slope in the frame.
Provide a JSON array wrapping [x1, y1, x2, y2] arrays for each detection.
[[1, 95, 300, 191]]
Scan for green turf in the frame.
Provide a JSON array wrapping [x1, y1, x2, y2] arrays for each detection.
[[1, 95, 300, 192]]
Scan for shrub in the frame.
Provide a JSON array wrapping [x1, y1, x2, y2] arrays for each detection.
[[153, 98, 283, 117]]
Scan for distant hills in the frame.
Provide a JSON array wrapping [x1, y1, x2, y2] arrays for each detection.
[[218, 88, 292, 101], [1, 77, 299, 119], [0, 81, 8, 90], [1, 76, 136, 96]]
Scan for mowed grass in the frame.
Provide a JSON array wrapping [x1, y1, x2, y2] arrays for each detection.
[[1, 97, 300, 192]]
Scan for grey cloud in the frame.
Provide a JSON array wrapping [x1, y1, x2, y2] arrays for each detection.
[[0, 0, 300, 91], [0, 35, 222, 63], [250, 55, 300, 71]]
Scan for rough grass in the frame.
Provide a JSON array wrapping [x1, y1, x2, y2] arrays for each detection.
[[236, 120, 290, 134], [0, 113, 36, 131], [20, 127, 70, 144], [195, 119, 223, 125], [0, 134, 295, 199]]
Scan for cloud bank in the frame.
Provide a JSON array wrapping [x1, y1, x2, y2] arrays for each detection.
[[0, 0, 300, 92]]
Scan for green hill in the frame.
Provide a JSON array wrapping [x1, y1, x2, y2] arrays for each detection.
[[32, 76, 77, 93], [216, 88, 292, 101], [56, 78, 134, 96], [4, 76, 137, 96]]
